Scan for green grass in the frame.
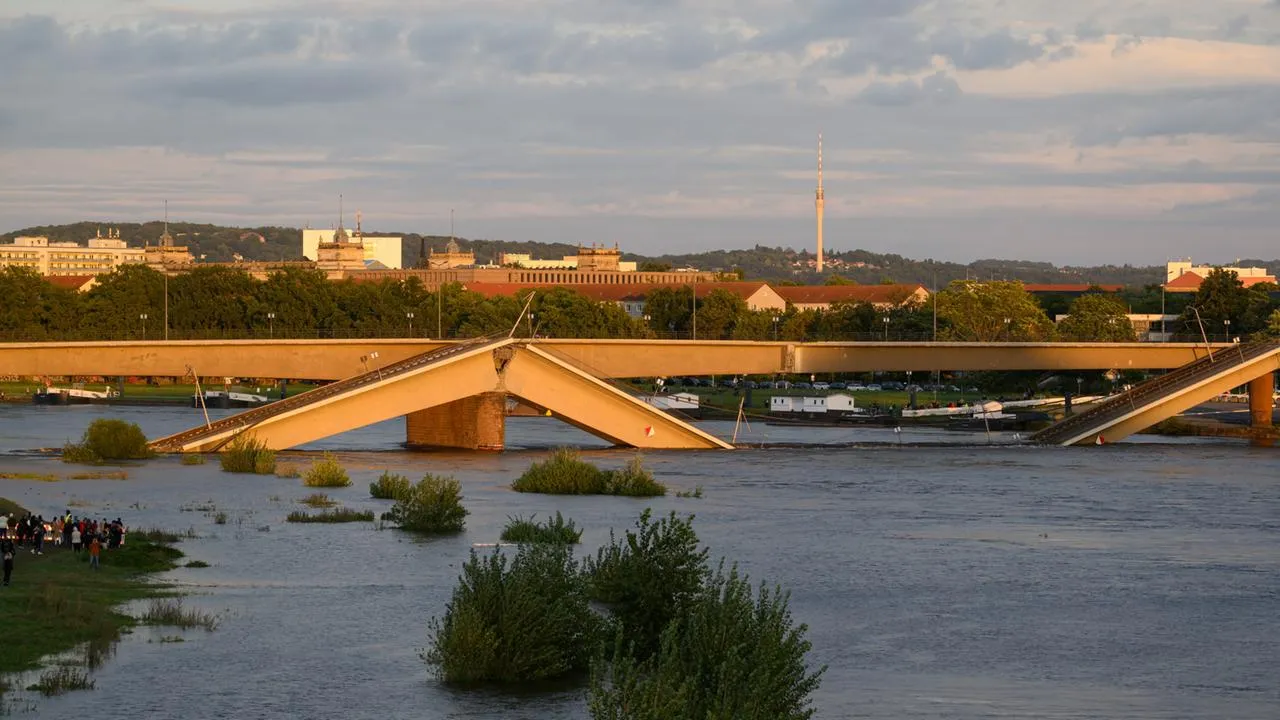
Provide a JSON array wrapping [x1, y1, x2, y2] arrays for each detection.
[[675, 486, 704, 499], [299, 493, 337, 508], [369, 471, 412, 500], [180, 454, 206, 466], [0, 381, 287, 401], [302, 452, 351, 488], [0, 528, 184, 674], [219, 434, 276, 474], [512, 449, 665, 497], [0, 497, 30, 516], [286, 508, 375, 524], [500, 512, 583, 544], [184, 560, 210, 568]]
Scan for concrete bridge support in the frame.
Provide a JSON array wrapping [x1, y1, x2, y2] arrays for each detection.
[[1249, 372, 1275, 430], [405, 392, 507, 451]]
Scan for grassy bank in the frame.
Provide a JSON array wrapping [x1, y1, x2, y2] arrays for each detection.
[[0, 533, 183, 674]]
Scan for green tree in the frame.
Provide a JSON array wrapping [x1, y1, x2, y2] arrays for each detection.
[[1056, 294, 1136, 342], [78, 264, 166, 339], [936, 280, 1055, 341], [643, 286, 694, 335], [0, 266, 82, 339], [823, 274, 856, 286], [695, 289, 748, 340], [1178, 268, 1274, 339]]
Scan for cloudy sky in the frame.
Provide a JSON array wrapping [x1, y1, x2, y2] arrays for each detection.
[[3, 1, 1279, 263]]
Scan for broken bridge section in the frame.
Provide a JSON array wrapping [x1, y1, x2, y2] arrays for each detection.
[[149, 339, 730, 453], [1032, 339, 1280, 446]]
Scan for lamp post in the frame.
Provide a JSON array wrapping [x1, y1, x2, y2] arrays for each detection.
[[406, 311, 415, 337], [139, 313, 148, 340], [267, 312, 275, 339], [436, 287, 443, 339], [1224, 319, 1231, 342], [690, 288, 697, 340], [1002, 317, 1011, 341], [882, 316, 889, 341], [773, 315, 780, 341], [528, 312, 536, 338]]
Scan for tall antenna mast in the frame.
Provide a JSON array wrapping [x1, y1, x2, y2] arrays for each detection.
[[815, 132, 825, 274], [164, 199, 169, 237], [450, 208, 455, 243], [338, 194, 344, 229]]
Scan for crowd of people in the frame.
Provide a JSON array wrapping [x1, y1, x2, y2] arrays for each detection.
[[0, 510, 128, 586]]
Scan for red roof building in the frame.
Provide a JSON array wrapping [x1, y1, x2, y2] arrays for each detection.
[[772, 284, 929, 311], [1164, 271, 1278, 293], [461, 282, 787, 316], [44, 275, 98, 292]]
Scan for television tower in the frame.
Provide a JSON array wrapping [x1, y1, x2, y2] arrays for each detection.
[[815, 132, 825, 274]]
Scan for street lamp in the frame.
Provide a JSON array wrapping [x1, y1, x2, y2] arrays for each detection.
[[406, 311, 415, 337], [882, 316, 890, 341], [1224, 319, 1231, 342], [139, 313, 148, 340], [1003, 317, 1011, 341], [772, 315, 780, 341], [528, 312, 536, 338], [267, 312, 276, 339]]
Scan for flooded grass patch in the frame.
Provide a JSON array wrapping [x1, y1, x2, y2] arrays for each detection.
[[299, 493, 338, 508], [66, 471, 129, 480], [286, 508, 374, 524], [500, 512, 582, 544], [274, 463, 301, 479], [184, 560, 210, 568], [180, 454, 206, 466], [140, 598, 220, 631], [27, 666, 95, 696]]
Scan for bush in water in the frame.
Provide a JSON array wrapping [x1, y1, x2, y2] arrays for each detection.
[[381, 473, 467, 534]]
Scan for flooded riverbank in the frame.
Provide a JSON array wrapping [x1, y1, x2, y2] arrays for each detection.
[[2, 405, 1278, 718]]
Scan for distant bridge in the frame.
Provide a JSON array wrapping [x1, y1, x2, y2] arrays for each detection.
[[2, 338, 1273, 450]]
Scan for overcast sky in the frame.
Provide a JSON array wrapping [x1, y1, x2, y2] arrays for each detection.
[[3, 1, 1279, 264]]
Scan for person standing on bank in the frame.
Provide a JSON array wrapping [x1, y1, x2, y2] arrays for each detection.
[[88, 535, 101, 570], [71, 524, 82, 554], [2, 533, 15, 586]]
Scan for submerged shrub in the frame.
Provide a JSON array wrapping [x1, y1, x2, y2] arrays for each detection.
[[602, 456, 666, 497], [381, 473, 467, 534], [62, 418, 154, 463], [513, 449, 665, 497], [299, 493, 337, 508], [370, 471, 412, 500], [425, 543, 599, 685], [303, 452, 351, 488], [500, 512, 583, 545], [585, 510, 708, 660], [180, 454, 206, 466], [219, 434, 276, 474], [589, 565, 825, 720]]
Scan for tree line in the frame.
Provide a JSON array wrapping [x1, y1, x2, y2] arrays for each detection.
[[1, 265, 1276, 343]]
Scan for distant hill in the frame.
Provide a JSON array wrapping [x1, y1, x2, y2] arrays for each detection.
[[6, 221, 1268, 288]]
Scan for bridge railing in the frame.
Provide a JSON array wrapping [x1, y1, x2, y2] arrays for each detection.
[[150, 334, 508, 451], [1032, 339, 1280, 445]]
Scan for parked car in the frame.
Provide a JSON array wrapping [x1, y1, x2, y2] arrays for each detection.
[[794, 382, 812, 390], [866, 384, 883, 391], [813, 382, 830, 390], [849, 383, 867, 391], [830, 382, 847, 390]]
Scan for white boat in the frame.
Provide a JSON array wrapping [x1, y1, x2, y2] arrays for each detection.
[[32, 386, 119, 405]]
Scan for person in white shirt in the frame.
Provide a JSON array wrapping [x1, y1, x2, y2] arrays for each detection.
[[71, 526, 82, 553]]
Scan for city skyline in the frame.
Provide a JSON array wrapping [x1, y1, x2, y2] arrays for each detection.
[[2, 1, 1279, 265]]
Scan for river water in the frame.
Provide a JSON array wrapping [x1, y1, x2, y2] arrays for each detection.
[[2, 404, 1278, 719]]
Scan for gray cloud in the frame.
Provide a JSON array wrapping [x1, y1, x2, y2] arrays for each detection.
[[2, 4, 1280, 264]]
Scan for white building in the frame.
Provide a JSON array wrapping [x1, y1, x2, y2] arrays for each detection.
[[826, 393, 857, 412], [770, 396, 800, 413], [1167, 259, 1273, 284], [0, 232, 145, 276], [802, 397, 828, 413], [303, 228, 402, 270]]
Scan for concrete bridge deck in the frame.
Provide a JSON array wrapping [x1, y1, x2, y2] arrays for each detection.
[[0, 339, 1230, 380]]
